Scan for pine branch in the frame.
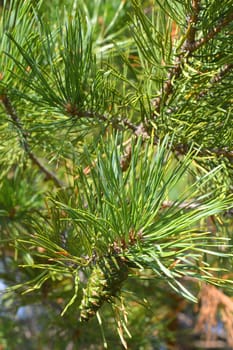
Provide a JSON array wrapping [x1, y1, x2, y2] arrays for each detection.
[[175, 143, 233, 162], [206, 148, 233, 162], [152, 0, 201, 116], [210, 63, 233, 84], [152, 61, 182, 117], [197, 63, 233, 99], [67, 108, 139, 134], [192, 10, 233, 52], [0, 94, 65, 188], [183, 0, 200, 51], [152, 3, 233, 117]]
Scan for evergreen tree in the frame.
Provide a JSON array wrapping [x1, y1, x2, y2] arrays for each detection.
[[0, 0, 233, 349]]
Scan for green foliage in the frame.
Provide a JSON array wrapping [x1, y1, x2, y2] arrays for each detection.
[[0, 0, 233, 349]]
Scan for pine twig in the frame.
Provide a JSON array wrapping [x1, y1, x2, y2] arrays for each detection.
[[175, 143, 233, 163], [65, 106, 151, 149], [192, 11, 233, 52], [197, 63, 233, 99], [0, 94, 65, 188], [65, 107, 140, 135], [152, 2, 233, 117], [152, 0, 201, 116], [210, 63, 233, 84], [207, 148, 233, 162], [183, 0, 200, 51]]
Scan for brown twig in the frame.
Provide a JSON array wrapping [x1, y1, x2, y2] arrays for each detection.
[[175, 143, 233, 163], [152, 60, 183, 117], [197, 63, 233, 99], [65, 106, 139, 134], [192, 11, 233, 52], [0, 94, 65, 188], [152, 1, 201, 116], [210, 63, 233, 84], [183, 0, 200, 51], [152, 3, 233, 117]]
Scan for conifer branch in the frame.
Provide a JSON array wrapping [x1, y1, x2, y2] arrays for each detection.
[[210, 63, 233, 84], [175, 143, 233, 162], [167, 141, 233, 164], [206, 148, 233, 162], [152, 4, 233, 117], [152, 60, 182, 117], [1, 2, 233, 348], [192, 11, 233, 52], [197, 63, 233, 99], [0, 94, 65, 188], [152, 0, 201, 116], [70, 109, 139, 134], [183, 0, 200, 51]]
